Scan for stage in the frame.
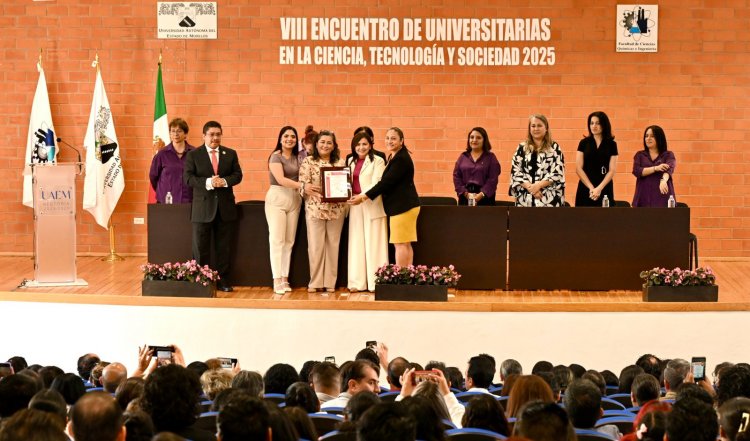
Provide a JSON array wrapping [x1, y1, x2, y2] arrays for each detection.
[[2, 256, 749, 379]]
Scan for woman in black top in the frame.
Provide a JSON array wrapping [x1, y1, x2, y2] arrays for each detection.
[[575, 111, 618, 207]]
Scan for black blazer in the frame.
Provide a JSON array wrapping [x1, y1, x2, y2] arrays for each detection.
[[184, 145, 243, 222], [365, 147, 419, 216]]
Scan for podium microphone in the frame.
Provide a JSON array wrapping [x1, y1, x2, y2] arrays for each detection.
[[56, 137, 83, 173]]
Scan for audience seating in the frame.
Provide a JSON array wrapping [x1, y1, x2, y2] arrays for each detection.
[[321, 406, 345, 415], [595, 415, 636, 435], [600, 397, 627, 411], [605, 385, 619, 395], [455, 391, 498, 403], [445, 427, 507, 440], [606, 393, 633, 408], [194, 411, 218, 432], [377, 391, 400, 402], [199, 400, 212, 413], [309, 413, 344, 436], [319, 430, 356, 441], [602, 409, 635, 418], [575, 429, 617, 441], [442, 418, 457, 430], [262, 393, 286, 405]]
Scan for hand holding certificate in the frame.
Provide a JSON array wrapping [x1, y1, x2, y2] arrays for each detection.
[[319, 167, 351, 203]]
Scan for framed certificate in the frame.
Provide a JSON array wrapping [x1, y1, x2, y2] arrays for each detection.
[[320, 167, 351, 202]]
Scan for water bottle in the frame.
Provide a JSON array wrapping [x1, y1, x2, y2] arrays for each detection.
[[468, 193, 476, 207], [602, 195, 609, 207], [165, 192, 173, 205], [668, 195, 676, 208]]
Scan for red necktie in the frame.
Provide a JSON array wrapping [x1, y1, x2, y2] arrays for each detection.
[[210, 149, 218, 175]]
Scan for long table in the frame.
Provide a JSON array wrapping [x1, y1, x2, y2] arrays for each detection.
[[147, 203, 689, 291]]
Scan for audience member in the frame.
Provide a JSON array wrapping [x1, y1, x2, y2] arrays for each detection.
[[500, 359, 523, 382], [284, 381, 319, 413], [282, 406, 317, 441], [151, 432, 186, 441], [388, 357, 410, 392], [552, 365, 574, 393], [532, 361, 554, 375], [186, 361, 209, 380], [445, 367, 464, 391], [505, 375, 556, 419], [462, 393, 510, 436], [666, 397, 718, 441], [339, 391, 380, 433], [355, 347, 382, 375], [311, 361, 340, 404], [569, 364, 586, 379], [357, 402, 417, 441], [7, 356, 28, 374], [217, 393, 271, 441], [39, 365, 64, 388], [77, 353, 101, 385], [263, 363, 299, 395], [663, 359, 691, 401], [0, 364, 13, 380], [675, 382, 714, 405], [28, 388, 68, 429], [631, 373, 661, 407], [0, 373, 40, 418], [563, 379, 621, 439], [200, 368, 233, 401], [90, 361, 111, 388], [16, 368, 44, 391], [515, 400, 575, 441], [714, 362, 735, 389], [636, 354, 663, 380], [115, 377, 146, 412], [601, 370, 619, 389], [465, 354, 495, 393], [621, 405, 670, 441], [142, 364, 213, 441], [0, 408, 68, 441], [102, 362, 128, 394], [501, 373, 521, 397], [232, 370, 264, 398], [402, 395, 447, 441], [717, 365, 750, 407], [582, 370, 606, 396], [265, 401, 299, 441], [321, 360, 379, 409], [122, 410, 154, 441], [299, 360, 319, 384], [50, 372, 86, 405], [67, 391, 126, 441], [718, 397, 750, 441], [619, 365, 645, 394]]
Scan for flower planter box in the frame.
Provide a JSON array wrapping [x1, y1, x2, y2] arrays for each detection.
[[374, 284, 448, 302], [142, 280, 215, 298], [642, 285, 718, 302]]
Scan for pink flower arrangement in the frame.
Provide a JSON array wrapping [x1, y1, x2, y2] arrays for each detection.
[[375, 264, 461, 287], [640, 266, 716, 287], [140, 260, 220, 287]]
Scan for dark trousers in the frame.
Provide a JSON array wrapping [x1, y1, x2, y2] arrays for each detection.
[[192, 209, 235, 283]]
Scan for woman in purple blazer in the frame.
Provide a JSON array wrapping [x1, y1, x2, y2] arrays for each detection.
[[632, 125, 676, 207]]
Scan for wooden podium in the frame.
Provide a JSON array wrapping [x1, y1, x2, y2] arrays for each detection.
[[25, 163, 88, 287]]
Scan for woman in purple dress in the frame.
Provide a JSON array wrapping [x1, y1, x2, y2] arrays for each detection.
[[453, 127, 501, 206], [632, 125, 676, 207]]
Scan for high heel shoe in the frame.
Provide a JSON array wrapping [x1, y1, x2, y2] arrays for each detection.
[[273, 282, 285, 295]]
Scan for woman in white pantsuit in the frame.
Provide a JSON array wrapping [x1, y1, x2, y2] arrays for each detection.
[[346, 131, 388, 292]]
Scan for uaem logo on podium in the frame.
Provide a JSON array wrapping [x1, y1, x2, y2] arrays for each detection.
[[157, 2, 217, 39]]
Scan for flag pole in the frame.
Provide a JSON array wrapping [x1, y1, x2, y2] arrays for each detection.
[[102, 217, 124, 262]]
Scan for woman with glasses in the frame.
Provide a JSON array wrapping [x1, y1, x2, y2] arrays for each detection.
[[149, 118, 195, 203]]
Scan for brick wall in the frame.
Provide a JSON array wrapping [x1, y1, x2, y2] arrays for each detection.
[[1, 0, 748, 257]]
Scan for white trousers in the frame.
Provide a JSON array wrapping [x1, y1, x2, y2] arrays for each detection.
[[306, 214, 345, 289], [264, 186, 301, 279], [347, 204, 389, 291]]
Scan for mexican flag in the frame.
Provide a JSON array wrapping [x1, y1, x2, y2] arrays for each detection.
[[149, 62, 169, 203]]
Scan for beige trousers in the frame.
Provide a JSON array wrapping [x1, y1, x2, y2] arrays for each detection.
[[264, 185, 301, 279], [305, 214, 345, 289]]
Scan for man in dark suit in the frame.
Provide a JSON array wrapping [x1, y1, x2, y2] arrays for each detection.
[[184, 121, 243, 292]]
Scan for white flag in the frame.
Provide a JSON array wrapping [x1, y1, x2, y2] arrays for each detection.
[[83, 65, 125, 229], [22, 62, 57, 208]]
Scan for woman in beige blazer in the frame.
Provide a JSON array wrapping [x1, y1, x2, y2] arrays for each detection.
[[346, 131, 388, 292]]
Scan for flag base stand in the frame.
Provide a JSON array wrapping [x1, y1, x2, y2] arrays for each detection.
[[21, 278, 89, 288], [101, 252, 124, 262]]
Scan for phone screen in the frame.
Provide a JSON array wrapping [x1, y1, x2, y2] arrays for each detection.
[[219, 357, 237, 369], [156, 350, 173, 367], [691, 358, 706, 381]]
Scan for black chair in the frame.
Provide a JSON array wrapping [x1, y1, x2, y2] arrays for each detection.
[[309, 413, 344, 436], [600, 397, 626, 411], [377, 391, 400, 402], [199, 400, 213, 413], [445, 428, 507, 440], [263, 393, 285, 406], [194, 411, 218, 432], [321, 406, 345, 415], [455, 391, 490, 403], [319, 430, 356, 441], [675, 202, 698, 268], [419, 196, 457, 206]]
